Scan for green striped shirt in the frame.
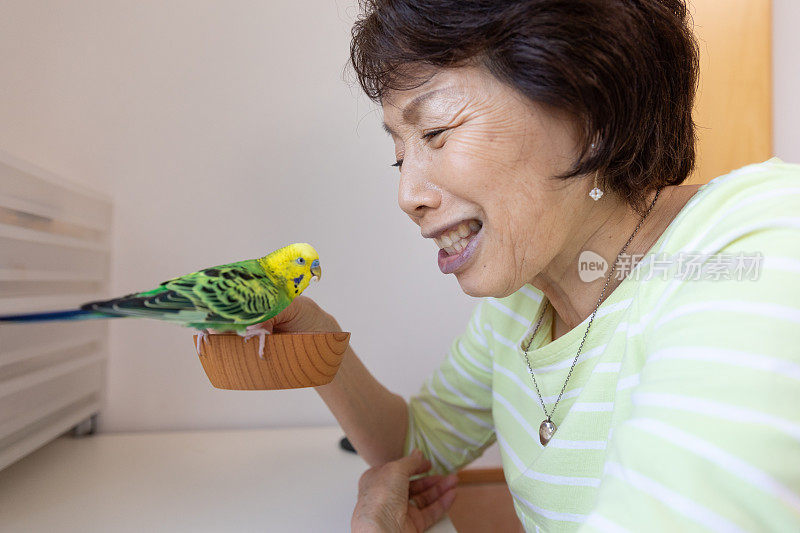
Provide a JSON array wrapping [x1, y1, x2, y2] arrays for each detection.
[[403, 157, 800, 531]]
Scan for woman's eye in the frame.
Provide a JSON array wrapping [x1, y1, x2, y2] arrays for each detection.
[[422, 129, 447, 140], [390, 129, 445, 169]]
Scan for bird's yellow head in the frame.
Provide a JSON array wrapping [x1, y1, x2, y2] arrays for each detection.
[[258, 243, 321, 298]]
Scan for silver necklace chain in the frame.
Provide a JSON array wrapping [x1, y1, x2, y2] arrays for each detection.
[[521, 187, 662, 443]]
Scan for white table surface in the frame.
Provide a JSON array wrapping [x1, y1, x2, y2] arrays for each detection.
[[0, 426, 456, 533]]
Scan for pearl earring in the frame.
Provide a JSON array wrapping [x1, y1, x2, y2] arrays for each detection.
[[589, 170, 603, 201], [588, 142, 603, 200]]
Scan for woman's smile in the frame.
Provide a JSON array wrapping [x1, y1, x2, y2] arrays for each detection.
[[382, 66, 588, 297], [432, 219, 483, 274]]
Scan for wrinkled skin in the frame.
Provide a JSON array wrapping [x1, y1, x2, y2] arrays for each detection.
[[352, 450, 458, 533], [381, 65, 699, 335]]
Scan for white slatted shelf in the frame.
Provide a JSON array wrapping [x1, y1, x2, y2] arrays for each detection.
[[0, 152, 111, 231], [0, 397, 100, 471], [0, 333, 102, 367], [0, 352, 105, 400], [0, 193, 110, 234], [0, 222, 108, 252], [0, 268, 107, 282], [0, 293, 106, 315], [0, 387, 99, 439], [0, 149, 110, 473]]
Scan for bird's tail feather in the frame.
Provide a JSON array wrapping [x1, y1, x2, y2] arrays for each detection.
[[0, 309, 114, 323]]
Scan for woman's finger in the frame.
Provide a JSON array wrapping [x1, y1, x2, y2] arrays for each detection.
[[254, 301, 299, 331], [410, 474, 458, 508], [409, 474, 448, 495], [414, 487, 457, 530], [395, 449, 432, 477], [253, 295, 339, 334]]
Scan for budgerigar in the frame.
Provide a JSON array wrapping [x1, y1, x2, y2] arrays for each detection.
[[0, 243, 321, 357]]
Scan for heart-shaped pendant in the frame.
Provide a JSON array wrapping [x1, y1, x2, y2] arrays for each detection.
[[539, 419, 556, 446]]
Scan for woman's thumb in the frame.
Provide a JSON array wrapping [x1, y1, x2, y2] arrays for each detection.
[[401, 449, 432, 476], [256, 296, 332, 333]]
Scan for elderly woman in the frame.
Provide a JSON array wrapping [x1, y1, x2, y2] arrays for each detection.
[[264, 0, 800, 531]]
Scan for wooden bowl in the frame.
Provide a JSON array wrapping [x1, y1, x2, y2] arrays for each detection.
[[193, 332, 350, 390]]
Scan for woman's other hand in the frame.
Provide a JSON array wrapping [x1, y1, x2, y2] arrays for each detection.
[[352, 449, 458, 533]]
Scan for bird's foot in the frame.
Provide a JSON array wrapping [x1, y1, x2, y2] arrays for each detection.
[[195, 329, 210, 356], [238, 325, 271, 359]]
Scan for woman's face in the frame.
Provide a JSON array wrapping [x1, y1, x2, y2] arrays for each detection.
[[381, 65, 591, 298]]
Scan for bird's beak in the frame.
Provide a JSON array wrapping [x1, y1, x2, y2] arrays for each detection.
[[310, 259, 321, 282]]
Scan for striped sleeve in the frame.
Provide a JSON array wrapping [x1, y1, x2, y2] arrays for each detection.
[[582, 182, 800, 531], [403, 300, 496, 474]]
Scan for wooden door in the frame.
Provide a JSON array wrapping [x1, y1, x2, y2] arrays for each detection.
[[689, 0, 772, 184]]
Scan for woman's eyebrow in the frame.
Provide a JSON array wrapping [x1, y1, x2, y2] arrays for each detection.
[[382, 87, 456, 136]]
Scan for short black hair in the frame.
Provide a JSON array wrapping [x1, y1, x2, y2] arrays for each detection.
[[350, 0, 700, 214]]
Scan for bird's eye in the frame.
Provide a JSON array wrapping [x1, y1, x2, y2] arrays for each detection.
[[296, 257, 305, 265]]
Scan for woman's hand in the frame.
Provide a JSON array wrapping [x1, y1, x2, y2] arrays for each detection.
[[352, 449, 458, 533], [256, 295, 341, 334]]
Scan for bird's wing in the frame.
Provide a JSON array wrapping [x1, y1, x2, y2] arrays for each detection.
[[81, 286, 212, 324], [81, 260, 282, 326], [164, 260, 283, 323]]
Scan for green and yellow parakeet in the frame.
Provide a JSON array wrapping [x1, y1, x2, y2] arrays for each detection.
[[0, 243, 321, 357]]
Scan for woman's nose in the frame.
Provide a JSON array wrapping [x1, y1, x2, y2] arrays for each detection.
[[397, 165, 441, 219]]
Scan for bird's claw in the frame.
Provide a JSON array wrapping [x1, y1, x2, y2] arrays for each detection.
[[195, 330, 210, 356], [237, 325, 271, 359]]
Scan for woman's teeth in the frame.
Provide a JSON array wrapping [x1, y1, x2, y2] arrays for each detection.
[[434, 220, 482, 255]]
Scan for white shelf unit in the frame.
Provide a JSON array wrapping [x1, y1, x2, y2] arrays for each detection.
[[0, 150, 111, 471]]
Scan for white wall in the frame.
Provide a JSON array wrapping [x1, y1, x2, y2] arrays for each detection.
[[0, 1, 797, 435], [0, 0, 476, 432], [773, 0, 800, 163]]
